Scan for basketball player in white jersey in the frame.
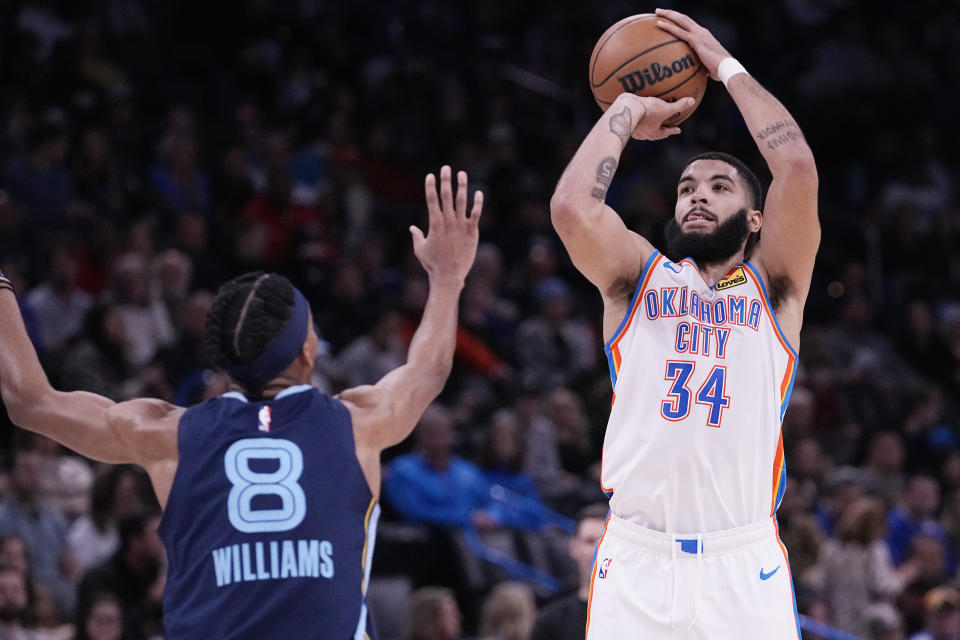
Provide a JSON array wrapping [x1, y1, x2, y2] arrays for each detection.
[[551, 10, 818, 639]]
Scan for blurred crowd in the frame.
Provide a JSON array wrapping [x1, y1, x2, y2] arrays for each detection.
[[0, 0, 959, 638]]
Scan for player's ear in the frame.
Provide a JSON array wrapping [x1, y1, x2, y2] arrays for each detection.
[[300, 326, 317, 370], [749, 209, 762, 233]]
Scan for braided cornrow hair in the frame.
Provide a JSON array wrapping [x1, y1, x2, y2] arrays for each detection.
[[203, 272, 296, 392]]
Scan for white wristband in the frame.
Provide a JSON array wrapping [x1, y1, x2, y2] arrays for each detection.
[[717, 57, 748, 87]]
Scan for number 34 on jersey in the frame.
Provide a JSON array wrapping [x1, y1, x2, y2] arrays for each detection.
[[660, 361, 730, 428]]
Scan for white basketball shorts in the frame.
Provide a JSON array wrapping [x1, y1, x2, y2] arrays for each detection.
[[586, 513, 801, 639]]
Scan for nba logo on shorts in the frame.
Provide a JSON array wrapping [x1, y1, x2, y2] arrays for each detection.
[[258, 406, 272, 432], [598, 557, 613, 579]]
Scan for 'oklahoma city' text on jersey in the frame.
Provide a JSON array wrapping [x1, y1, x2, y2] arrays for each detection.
[[601, 251, 796, 534]]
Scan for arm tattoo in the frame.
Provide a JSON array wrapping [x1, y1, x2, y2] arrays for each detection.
[[608, 106, 633, 143], [754, 119, 805, 150], [591, 156, 618, 200]]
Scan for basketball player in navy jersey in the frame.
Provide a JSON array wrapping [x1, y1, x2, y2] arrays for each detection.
[[0, 165, 482, 639], [552, 10, 818, 640]]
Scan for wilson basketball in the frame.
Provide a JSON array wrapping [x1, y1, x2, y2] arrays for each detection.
[[589, 14, 708, 125]]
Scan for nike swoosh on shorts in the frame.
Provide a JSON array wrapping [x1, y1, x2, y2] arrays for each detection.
[[759, 565, 780, 580]]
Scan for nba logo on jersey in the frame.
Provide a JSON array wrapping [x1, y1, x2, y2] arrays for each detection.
[[598, 557, 613, 579], [258, 406, 271, 432]]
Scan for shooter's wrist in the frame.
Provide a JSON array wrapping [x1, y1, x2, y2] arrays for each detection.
[[613, 92, 648, 120], [0, 272, 14, 294], [717, 58, 748, 88]]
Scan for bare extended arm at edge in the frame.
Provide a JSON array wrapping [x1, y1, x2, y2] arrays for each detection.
[[0, 288, 180, 465]]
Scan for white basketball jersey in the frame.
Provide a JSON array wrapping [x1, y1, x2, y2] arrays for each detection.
[[602, 251, 796, 534]]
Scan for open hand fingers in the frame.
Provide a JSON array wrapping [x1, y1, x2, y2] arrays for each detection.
[[655, 18, 685, 38], [655, 8, 698, 30], [409, 224, 425, 246], [470, 190, 484, 224], [455, 171, 468, 217], [439, 165, 454, 215], [646, 96, 694, 124], [670, 96, 696, 114], [424, 173, 441, 229], [658, 126, 682, 139], [641, 125, 681, 141]]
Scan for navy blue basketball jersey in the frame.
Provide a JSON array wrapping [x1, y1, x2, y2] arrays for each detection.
[[158, 385, 380, 639]]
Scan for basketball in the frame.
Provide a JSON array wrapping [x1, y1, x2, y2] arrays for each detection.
[[589, 14, 708, 125]]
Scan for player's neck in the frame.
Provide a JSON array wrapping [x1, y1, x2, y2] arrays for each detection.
[[696, 252, 745, 288], [236, 374, 311, 400]]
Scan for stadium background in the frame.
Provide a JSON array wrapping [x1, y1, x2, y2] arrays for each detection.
[[0, 0, 958, 638]]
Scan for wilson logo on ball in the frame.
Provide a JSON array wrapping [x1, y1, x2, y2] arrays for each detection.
[[617, 55, 696, 93], [589, 14, 708, 124]]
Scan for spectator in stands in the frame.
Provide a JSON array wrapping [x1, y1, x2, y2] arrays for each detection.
[[940, 487, 960, 555], [901, 391, 957, 470], [481, 401, 576, 526], [531, 504, 607, 640], [59, 304, 131, 401], [812, 496, 915, 637], [337, 310, 406, 388], [512, 386, 573, 509], [384, 405, 498, 531], [396, 271, 509, 382], [160, 289, 213, 395], [865, 431, 909, 508], [897, 536, 953, 634], [76, 508, 164, 640], [887, 476, 952, 568], [816, 466, 869, 537], [903, 535, 950, 589], [0, 565, 34, 640], [148, 132, 211, 217], [460, 243, 518, 357], [25, 432, 92, 522], [406, 586, 463, 640], [0, 534, 59, 631], [73, 592, 127, 640], [514, 277, 596, 392], [0, 444, 76, 619], [788, 436, 827, 497], [107, 254, 175, 370], [239, 167, 330, 267], [0, 536, 30, 579], [798, 593, 834, 640], [543, 388, 595, 481], [314, 262, 380, 351], [477, 581, 535, 640], [23, 242, 92, 360], [150, 249, 192, 328], [72, 128, 125, 218], [863, 602, 906, 640], [942, 453, 960, 495], [480, 410, 540, 500], [2, 113, 76, 224], [910, 586, 960, 640], [67, 465, 154, 573], [896, 300, 954, 388], [169, 213, 220, 292]]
